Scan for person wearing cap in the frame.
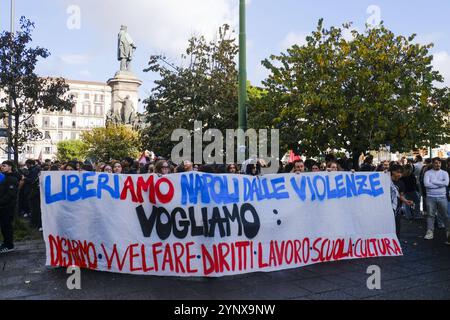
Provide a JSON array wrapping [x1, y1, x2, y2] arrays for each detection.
[[0, 161, 20, 253]]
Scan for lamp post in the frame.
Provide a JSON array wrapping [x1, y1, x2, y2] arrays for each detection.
[[237, 0, 248, 160], [10, 0, 14, 39], [7, 0, 15, 161]]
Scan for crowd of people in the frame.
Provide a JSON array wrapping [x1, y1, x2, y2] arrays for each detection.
[[1, 153, 449, 253]]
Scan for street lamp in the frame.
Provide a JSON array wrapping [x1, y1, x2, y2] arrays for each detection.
[[10, 0, 15, 33], [7, 0, 15, 161], [238, 0, 248, 132], [237, 0, 248, 160]]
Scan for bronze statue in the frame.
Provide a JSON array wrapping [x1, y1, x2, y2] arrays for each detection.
[[117, 25, 136, 71]]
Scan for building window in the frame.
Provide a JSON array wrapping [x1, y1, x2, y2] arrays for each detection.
[[44, 147, 51, 154], [44, 131, 51, 139], [93, 94, 105, 103], [84, 93, 90, 100], [58, 117, 64, 128], [58, 131, 63, 141], [95, 104, 103, 116], [43, 117, 50, 127], [26, 146, 34, 154], [71, 132, 77, 140], [72, 120, 76, 128], [83, 101, 91, 115]]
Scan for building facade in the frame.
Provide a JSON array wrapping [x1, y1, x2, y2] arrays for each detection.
[[0, 79, 111, 162]]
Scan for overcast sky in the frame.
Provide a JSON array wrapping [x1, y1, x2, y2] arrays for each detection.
[[1, 0, 449, 109]]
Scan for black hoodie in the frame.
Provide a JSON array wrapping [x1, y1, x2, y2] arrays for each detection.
[[0, 171, 20, 209]]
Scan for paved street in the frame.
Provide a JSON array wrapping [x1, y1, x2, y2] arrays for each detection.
[[1, 218, 449, 300]]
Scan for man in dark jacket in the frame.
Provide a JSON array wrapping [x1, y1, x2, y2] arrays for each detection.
[[0, 161, 20, 253], [24, 160, 41, 230], [360, 155, 376, 172], [122, 157, 137, 174], [401, 164, 421, 219]]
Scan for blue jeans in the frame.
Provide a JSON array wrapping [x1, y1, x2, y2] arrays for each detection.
[[426, 197, 449, 232], [448, 200, 450, 218], [404, 191, 421, 218]]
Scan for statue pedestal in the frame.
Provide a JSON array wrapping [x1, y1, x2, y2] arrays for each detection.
[[107, 71, 142, 120]]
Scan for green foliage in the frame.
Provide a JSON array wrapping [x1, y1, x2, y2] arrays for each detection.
[[0, 216, 41, 243], [254, 19, 450, 158], [56, 140, 86, 162], [81, 124, 141, 162], [12, 217, 41, 241], [0, 17, 74, 166], [141, 24, 239, 158]]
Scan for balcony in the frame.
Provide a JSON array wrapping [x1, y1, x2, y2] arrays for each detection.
[[42, 124, 57, 129], [42, 110, 105, 118], [62, 124, 105, 130]]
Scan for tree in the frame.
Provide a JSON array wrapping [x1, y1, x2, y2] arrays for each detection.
[[0, 17, 74, 166], [81, 124, 141, 162], [257, 19, 450, 165], [141, 24, 239, 159], [56, 140, 86, 162]]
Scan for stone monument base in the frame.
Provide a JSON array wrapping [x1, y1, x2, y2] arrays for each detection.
[[107, 71, 142, 121]]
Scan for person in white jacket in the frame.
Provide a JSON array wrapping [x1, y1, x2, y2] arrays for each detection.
[[423, 158, 450, 244]]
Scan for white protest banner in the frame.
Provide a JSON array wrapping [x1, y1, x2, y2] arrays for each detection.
[[40, 171, 402, 277]]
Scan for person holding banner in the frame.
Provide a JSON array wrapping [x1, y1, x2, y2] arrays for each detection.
[[292, 160, 305, 174], [246, 161, 262, 176], [122, 157, 138, 174], [183, 160, 194, 172], [311, 163, 320, 172], [155, 160, 171, 176], [112, 161, 123, 174], [102, 164, 113, 174], [226, 164, 238, 174], [390, 164, 414, 237], [0, 161, 20, 254], [326, 161, 339, 172], [62, 162, 77, 171]]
